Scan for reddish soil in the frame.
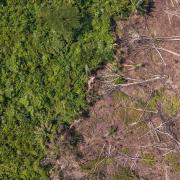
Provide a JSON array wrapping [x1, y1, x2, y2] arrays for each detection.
[[48, 0, 180, 179]]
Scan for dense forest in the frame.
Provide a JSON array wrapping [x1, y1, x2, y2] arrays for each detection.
[[0, 0, 148, 178]]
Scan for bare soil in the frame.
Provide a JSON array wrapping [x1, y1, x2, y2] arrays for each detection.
[[48, 0, 180, 179]]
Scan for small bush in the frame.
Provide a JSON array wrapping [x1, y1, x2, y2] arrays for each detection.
[[165, 153, 180, 172], [142, 152, 156, 166], [114, 167, 139, 180]]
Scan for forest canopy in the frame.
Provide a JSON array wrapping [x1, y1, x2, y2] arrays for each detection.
[[0, 0, 146, 178]]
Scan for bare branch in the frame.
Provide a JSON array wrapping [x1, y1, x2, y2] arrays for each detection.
[[157, 47, 180, 58], [114, 75, 167, 87], [152, 44, 167, 65]]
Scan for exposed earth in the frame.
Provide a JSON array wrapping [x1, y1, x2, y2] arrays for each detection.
[[47, 0, 180, 179]]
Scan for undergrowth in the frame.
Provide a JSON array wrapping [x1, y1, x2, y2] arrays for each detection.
[[142, 152, 156, 166], [165, 153, 180, 172], [114, 167, 139, 180]]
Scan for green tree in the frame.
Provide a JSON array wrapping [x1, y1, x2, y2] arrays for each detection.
[[43, 4, 80, 41]]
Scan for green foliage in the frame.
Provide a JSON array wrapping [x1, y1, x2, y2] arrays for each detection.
[[121, 147, 129, 155], [0, 0, 145, 178], [113, 91, 130, 101], [163, 96, 180, 116], [109, 125, 118, 135], [130, 0, 151, 13], [165, 153, 180, 172], [42, 4, 80, 42], [147, 92, 180, 116], [81, 156, 113, 179], [114, 167, 139, 180], [142, 152, 156, 166]]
